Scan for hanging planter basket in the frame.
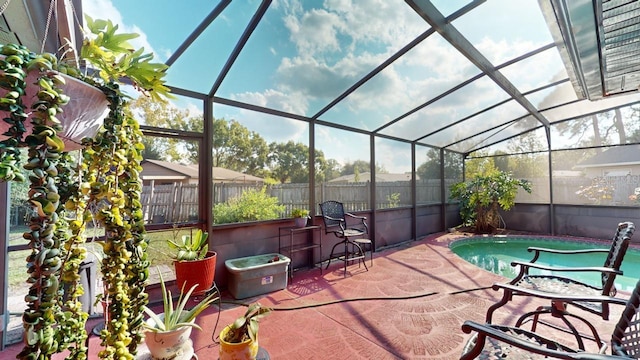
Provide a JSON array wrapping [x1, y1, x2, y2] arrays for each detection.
[[0, 68, 109, 151]]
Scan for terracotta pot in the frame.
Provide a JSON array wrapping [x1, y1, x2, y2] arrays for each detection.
[[144, 315, 195, 360], [174, 251, 217, 296], [219, 325, 259, 360], [0, 67, 108, 151]]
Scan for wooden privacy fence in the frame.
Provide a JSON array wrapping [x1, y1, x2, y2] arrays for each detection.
[[136, 175, 640, 224], [142, 183, 198, 224], [142, 181, 418, 223]]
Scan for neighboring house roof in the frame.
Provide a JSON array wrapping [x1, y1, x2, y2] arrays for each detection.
[[140, 159, 198, 181], [209, 166, 264, 183], [575, 145, 640, 168], [141, 159, 263, 182], [328, 172, 416, 183]]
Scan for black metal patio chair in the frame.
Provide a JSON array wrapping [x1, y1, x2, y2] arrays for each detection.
[[479, 221, 635, 350], [460, 275, 640, 359], [319, 200, 370, 275]]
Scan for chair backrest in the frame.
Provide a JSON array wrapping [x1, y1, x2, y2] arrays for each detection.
[[611, 277, 640, 357], [319, 200, 346, 233], [601, 222, 635, 296]]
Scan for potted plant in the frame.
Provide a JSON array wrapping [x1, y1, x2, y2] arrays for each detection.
[[143, 270, 219, 360], [219, 303, 271, 360], [167, 228, 217, 296], [449, 170, 532, 233], [291, 208, 309, 228]]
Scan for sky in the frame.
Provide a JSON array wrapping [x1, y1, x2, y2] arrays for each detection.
[[80, 0, 583, 173]]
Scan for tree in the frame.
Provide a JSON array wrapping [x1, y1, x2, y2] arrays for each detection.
[[416, 149, 463, 180], [268, 141, 310, 183], [321, 158, 342, 181], [312, 149, 333, 183], [554, 108, 633, 149], [212, 118, 269, 175], [141, 137, 164, 160], [340, 160, 387, 175], [464, 150, 498, 179], [130, 96, 189, 162]]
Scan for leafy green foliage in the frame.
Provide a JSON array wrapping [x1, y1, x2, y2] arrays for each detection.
[[290, 208, 309, 218], [167, 229, 209, 261], [268, 141, 310, 183], [450, 170, 532, 233], [81, 16, 171, 101], [213, 188, 285, 224], [212, 118, 269, 174]]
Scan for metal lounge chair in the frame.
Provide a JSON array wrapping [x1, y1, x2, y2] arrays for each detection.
[[319, 200, 369, 275], [482, 222, 635, 349], [460, 275, 640, 359]]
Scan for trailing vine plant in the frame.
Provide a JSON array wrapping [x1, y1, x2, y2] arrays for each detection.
[[76, 15, 167, 358], [82, 84, 150, 359], [0, 14, 169, 360], [9, 46, 76, 360]]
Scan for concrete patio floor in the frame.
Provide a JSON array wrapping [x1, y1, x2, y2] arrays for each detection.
[[4, 231, 628, 359]]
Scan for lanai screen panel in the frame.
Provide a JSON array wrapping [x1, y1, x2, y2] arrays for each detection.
[[319, 26, 482, 130], [166, 1, 258, 94], [379, 76, 510, 141], [216, 0, 429, 119]]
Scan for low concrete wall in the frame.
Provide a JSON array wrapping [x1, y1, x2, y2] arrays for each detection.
[[501, 203, 640, 240], [210, 207, 449, 287]]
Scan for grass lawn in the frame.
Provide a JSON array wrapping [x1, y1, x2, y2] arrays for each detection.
[[7, 226, 194, 291]]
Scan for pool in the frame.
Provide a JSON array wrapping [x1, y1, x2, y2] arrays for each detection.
[[450, 236, 640, 293]]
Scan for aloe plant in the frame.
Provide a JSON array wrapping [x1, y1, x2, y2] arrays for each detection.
[[167, 229, 209, 261], [142, 270, 218, 332]]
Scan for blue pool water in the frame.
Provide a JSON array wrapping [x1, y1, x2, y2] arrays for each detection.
[[450, 236, 640, 293]]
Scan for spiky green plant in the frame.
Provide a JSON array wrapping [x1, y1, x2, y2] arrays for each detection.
[[142, 270, 218, 332], [167, 229, 209, 261]]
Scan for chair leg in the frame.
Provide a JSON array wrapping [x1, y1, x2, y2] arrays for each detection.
[[349, 240, 368, 272], [515, 304, 602, 351], [326, 240, 347, 270], [459, 332, 484, 360], [485, 288, 512, 323], [343, 239, 348, 276]]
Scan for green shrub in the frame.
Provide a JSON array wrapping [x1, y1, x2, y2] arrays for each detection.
[[213, 188, 285, 224], [449, 170, 531, 233]]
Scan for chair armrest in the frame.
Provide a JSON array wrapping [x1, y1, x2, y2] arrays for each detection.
[[323, 215, 345, 223], [528, 247, 609, 255], [462, 320, 622, 359], [527, 246, 609, 263], [344, 212, 368, 233], [345, 212, 366, 220], [461, 321, 601, 358], [510, 260, 623, 276], [492, 282, 629, 305], [572, 355, 630, 360]]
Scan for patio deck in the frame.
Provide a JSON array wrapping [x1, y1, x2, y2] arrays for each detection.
[[4, 231, 626, 359]]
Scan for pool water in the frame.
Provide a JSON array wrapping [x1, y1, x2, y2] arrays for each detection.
[[450, 236, 640, 293]]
